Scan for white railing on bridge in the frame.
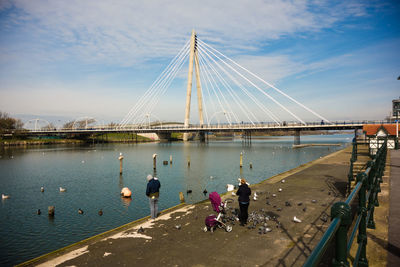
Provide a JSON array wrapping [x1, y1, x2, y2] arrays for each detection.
[[22, 120, 394, 133]]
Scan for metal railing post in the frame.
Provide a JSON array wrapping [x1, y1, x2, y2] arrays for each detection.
[[356, 172, 368, 266], [331, 202, 351, 267]]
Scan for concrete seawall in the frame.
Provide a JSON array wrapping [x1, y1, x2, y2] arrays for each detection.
[[19, 146, 369, 266]]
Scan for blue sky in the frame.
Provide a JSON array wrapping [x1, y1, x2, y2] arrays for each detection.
[[0, 0, 399, 127]]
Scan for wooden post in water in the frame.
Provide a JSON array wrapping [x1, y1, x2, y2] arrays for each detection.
[[119, 153, 124, 174], [187, 157, 191, 167], [48, 206, 55, 217], [179, 192, 185, 203], [170, 155, 173, 164], [240, 152, 243, 168], [153, 154, 157, 170]]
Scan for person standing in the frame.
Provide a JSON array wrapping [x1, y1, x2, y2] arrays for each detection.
[[236, 178, 251, 226], [146, 174, 161, 219]]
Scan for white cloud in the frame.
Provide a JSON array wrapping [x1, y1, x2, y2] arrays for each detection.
[[1, 0, 370, 67]]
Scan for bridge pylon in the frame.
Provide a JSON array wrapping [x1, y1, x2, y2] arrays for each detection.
[[183, 29, 204, 141]]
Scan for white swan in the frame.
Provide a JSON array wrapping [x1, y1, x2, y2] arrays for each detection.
[[2, 194, 10, 199], [59, 187, 66, 192]]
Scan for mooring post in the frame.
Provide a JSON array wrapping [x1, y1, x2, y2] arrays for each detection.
[[356, 172, 369, 267], [170, 155, 173, 164], [179, 192, 185, 203], [294, 129, 301, 145], [153, 153, 157, 170], [331, 202, 351, 267], [240, 152, 243, 168], [48, 206, 55, 217], [118, 153, 124, 174]]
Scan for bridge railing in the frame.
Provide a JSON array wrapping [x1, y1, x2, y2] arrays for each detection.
[[23, 119, 395, 133], [303, 140, 387, 267]]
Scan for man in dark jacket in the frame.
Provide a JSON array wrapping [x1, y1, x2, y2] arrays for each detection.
[[146, 174, 161, 219], [236, 178, 251, 226]]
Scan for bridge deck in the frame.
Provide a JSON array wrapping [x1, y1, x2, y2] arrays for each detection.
[[23, 123, 364, 136]]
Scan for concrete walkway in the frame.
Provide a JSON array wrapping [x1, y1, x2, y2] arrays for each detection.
[[388, 149, 400, 266], [21, 147, 354, 267]]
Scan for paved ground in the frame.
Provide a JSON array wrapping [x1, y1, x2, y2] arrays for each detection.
[[388, 149, 400, 266], [21, 146, 355, 267]]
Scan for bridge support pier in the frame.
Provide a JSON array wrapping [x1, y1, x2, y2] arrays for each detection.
[[156, 132, 172, 142], [242, 130, 252, 144], [294, 129, 301, 145], [198, 131, 206, 143]]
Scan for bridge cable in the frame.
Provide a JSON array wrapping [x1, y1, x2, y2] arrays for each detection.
[[197, 51, 235, 125], [137, 48, 190, 126], [122, 41, 190, 127], [196, 54, 239, 126], [197, 43, 281, 125], [198, 44, 281, 125], [142, 49, 190, 123], [197, 39, 306, 125], [198, 38, 331, 124], [198, 49, 257, 125], [119, 40, 190, 127]]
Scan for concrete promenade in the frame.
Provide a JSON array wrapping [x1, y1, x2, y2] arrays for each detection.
[[19, 146, 374, 267]]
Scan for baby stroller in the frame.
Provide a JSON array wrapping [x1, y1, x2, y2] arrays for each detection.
[[203, 192, 233, 233]]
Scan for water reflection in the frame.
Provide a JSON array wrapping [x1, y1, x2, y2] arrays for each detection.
[[121, 197, 132, 208]]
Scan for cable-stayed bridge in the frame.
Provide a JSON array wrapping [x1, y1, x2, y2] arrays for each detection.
[[21, 30, 377, 142]]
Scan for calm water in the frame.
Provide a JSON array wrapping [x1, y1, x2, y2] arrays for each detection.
[[0, 134, 351, 266]]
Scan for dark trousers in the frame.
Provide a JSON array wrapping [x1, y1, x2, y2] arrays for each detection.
[[239, 202, 249, 224]]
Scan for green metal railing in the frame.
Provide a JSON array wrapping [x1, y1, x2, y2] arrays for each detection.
[[303, 140, 387, 267], [348, 138, 358, 190]]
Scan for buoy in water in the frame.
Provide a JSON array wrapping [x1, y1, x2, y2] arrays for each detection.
[[37, 209, 41, 215], [98, 209, 103, 216], [41, 186, 44, 192], [78, 208, 84, 214], [121, 187, 132, 198]]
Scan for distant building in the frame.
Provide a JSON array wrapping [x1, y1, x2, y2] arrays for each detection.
[[363, 124, 399, 155]]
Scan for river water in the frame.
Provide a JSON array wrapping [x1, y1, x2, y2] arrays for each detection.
[[0, 134, 352, 266]]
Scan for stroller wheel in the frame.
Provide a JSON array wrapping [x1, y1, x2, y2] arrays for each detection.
[[225, 225, 233, 232], [203, 226, 208, 232]]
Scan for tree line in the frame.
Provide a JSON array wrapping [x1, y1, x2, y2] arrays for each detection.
[[0, 112, 23, 133]]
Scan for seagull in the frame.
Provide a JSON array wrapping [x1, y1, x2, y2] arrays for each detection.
[[59, 187, 66, 192], [253, 192, 258, 201], [293, 216, 302, 223], [2, 194, 10, 199]]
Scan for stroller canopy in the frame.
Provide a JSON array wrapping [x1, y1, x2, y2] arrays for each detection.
[[209, 192, 222, 213]]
